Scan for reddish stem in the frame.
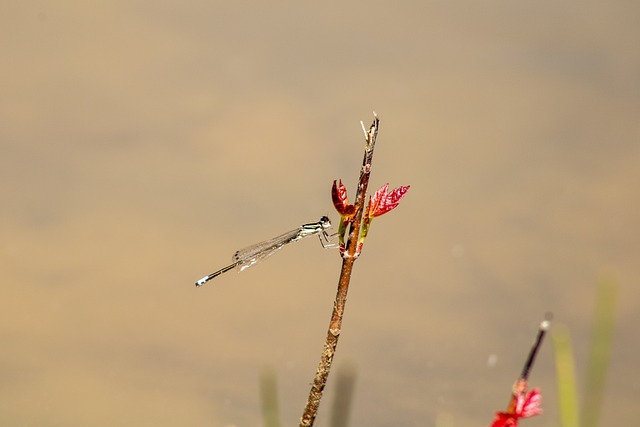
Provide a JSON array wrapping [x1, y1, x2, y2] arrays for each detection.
[[299, 114, 379, 427]]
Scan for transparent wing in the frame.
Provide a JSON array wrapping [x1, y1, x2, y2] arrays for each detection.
[[232, 228, 302, 272]]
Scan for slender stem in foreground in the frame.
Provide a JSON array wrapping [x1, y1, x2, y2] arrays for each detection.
[[520, 316, 551, 381], [299, 114, 379, 427]]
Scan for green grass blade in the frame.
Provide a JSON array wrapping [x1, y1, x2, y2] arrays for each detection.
[[260, 366, 282, 427], [581, 280, 618, 427], [552, 324, 580, 427]]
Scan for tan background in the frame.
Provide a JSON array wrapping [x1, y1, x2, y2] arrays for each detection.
[[1, 1, 638, 426]]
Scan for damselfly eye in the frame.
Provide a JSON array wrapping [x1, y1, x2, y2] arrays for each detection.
[[320, 216, 331, 228]]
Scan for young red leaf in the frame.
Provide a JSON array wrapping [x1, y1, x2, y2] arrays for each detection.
[[367, 183, 410, 218], [517, 388, 542, 418], [331, 179, 356, 218], [490, 386, 543, 427], [490, 413, 519, 427]]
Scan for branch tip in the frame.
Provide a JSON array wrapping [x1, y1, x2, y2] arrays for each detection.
[[540, 319, 551, 331]]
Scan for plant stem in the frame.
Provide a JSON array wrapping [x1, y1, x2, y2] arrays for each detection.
[[299, 114, 379, 427]]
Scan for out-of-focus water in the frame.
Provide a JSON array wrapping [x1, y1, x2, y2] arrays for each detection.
[[2, 2, 638, 426]]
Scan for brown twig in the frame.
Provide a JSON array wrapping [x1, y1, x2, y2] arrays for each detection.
[[299, 114, 379, 427]]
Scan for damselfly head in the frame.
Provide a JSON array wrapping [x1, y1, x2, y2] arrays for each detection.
[[320, 216, 332, 229]]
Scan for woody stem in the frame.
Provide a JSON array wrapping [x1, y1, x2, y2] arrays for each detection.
[[299, 114, 379, 427]]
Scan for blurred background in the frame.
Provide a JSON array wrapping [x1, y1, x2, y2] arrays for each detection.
[[1, 1, 638, 426]]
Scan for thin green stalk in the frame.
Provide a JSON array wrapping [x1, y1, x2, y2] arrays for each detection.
[[581, 279, 617, 427], [329, 362, 357, 427], [260, 367, 282, 427], [552, 324, 580, 427]]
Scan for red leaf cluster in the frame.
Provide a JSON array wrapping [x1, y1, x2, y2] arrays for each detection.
[[491, 386, 542, 427]]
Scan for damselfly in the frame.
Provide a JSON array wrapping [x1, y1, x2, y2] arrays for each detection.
[[195, 216, 333, 287]]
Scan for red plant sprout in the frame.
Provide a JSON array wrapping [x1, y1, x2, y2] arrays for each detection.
[[367, 183, 411, 218], [489, 318, 551, 427], [332, 181, 409, 257], [359, 183, 410, 254], [331, 179, 356, 218], [331, 180, 357, 251], [491, 381, 543, 427]]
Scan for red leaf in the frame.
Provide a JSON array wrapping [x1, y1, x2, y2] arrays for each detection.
[[367, 183, 410, 218], [518, 389, 543, 418], [331, 179, 356, 218], [490, 387, 542, 427], [490, 412, 519, 427]]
